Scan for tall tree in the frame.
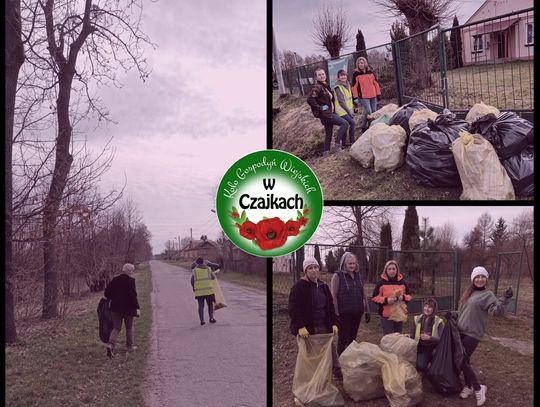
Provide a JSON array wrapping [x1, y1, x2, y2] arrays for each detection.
[[490, 217, 509, 253], [449, 16, 463, 69], [374, 221, 393, 283], [325, 250, 338, 273], [401, 206, 421, 290], [314, 244, 322, 267], [35, 0, 152, 318], [355, 29, 368, 59], [434, 221, 457, 251], [312, 3, 352, 58], [6, 0, 26, 343], [511, 209, 534, 281], [374, 0, 456, 89], [476, 212, 494, 262]]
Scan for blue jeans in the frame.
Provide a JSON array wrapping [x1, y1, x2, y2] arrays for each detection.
[[197, 295, 215, 322], [380, 316, 403, 335], [359, 97, 378, 129], [416, 346, 434, 373], [339, 114, 356, 145], [319, 114, 349, 151]]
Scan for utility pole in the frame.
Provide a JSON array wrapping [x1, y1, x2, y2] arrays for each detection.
[[190, 228, 193, 242], [272, 26, 288, 98]]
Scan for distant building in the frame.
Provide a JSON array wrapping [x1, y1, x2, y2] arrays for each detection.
[[273, 254, 293, 273], [461, 0, 533, 65], [180, 239, 221, 262]]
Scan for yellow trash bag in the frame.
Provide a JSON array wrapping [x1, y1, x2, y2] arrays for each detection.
[[388, 290, 408, 322], [212, 278, 227, 310], [381, 356, 423, 407], [452, 131, 515, 200], [292, 334, 345, 406], [338, 341, 387, 402], [380, 333, 417, 365]]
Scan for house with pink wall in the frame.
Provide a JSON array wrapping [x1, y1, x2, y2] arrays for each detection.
[[461, 0, 533, 65]]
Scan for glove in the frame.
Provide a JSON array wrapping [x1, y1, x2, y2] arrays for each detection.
[[320, 105, 329, 111], [298, 327, 309, 338], [353, 98, 359, 105], [136, 309, 141, 318], [504, 287, 513, 299], [332, 325, 338, 334], [387, 296, 396, 305], [365, 313, 371, 323]]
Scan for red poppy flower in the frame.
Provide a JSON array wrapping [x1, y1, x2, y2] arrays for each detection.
[[303, 208, 310, 215], [299, 217, 308, 226], [285, 220, 301, 236], [231, 211, 239, 219], [238, 221, 257, 240], [254, 217, 288, 250]]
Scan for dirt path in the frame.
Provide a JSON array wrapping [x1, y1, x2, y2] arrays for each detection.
[[144, 260, 266, 407]]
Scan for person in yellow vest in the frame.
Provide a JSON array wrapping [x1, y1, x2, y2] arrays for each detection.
[[333, 69, 357, 147], [407, 297, 444, 375], [191, 257, 218, 325]]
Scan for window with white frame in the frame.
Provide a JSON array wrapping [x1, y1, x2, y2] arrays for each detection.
[[526, 23, 533, 45], [473, 34, 484, 52]]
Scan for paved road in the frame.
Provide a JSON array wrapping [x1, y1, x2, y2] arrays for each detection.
[[144, 260, 266, 407]]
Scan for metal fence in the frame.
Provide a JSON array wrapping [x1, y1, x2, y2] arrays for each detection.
[[280, 7, 533, 119], [272, 245, 524, 315]]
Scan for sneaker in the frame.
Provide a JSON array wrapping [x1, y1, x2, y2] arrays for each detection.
[[460, 385, 474, 399], [475, 385, 487, 406], [200, 321, 206, 326], [209, 318, 216, 323], [106, 346, 115, 359]]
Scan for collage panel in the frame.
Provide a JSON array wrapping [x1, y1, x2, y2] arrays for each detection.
[[272, 205, 533, 406], [272, 1, 534, 201]]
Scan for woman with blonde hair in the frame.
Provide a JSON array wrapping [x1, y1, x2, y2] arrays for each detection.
[[351, 56, 382, 132], [452, 266, 513, 406], [371, 260, 412, 335]]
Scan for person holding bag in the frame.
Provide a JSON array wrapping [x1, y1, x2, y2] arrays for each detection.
[[330, 251, 370, 356], [371, 260, 412, 335], [452, 266, 513, 406], [351, 57, 382, 132]]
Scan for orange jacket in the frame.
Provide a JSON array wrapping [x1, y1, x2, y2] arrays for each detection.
[[371, 272, 412, 318], [351, 68, 381, 99]]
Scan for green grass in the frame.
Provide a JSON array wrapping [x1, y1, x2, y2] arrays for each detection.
[[5, 264, 153, 407]]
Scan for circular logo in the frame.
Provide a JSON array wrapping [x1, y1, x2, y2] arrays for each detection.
[[216, 150, 323, 257]]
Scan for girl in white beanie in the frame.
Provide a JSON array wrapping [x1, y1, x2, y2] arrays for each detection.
[[453, 266, 513, 406]]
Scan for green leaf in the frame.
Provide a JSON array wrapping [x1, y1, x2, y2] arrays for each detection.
[[263, 216, 268, 220], [252, 239, 258, 245], [240, 210, 247, 222], [232, 206, 238, 214], [297, 210, 303, 219]]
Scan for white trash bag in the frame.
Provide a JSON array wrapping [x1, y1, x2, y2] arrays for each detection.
[[465, 101, 500, 124], [371, 124, 407, 172], [408, 108, 438, 131]]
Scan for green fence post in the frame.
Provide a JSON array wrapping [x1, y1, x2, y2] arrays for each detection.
[[438, 27, 449, 108], [514, 251, 524, 315], [392, 42, 403, 106], [454, 250, 460, 310]]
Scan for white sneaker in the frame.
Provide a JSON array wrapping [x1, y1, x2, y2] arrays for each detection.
[[459, 385, 474, 399], [475, 385, 487, 406]]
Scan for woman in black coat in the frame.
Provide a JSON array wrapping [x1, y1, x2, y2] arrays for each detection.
[[104, 263, 140, 358]]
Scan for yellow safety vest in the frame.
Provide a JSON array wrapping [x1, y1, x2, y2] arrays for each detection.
[[193, 267, 214, 297], [414, 315, 444, 344], [334, 84, 354, 117]]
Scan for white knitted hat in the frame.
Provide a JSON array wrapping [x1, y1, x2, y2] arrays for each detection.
[[303, 257, 319, 272], [471, 266, 489, 282], [122, 263, 135, 273]]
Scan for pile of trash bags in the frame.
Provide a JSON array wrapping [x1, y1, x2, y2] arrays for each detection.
[[339, 335, 423, 407], [349, 99, 534, 198]]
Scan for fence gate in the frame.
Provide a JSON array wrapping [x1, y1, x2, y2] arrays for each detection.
[[494, 251, 524, 315]]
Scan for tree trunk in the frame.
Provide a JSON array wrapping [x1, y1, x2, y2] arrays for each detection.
[[5, 0, 25, 343], [42, 70, 75, 318]]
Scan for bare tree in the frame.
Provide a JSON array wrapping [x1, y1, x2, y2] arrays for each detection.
[[304, 54, 326, 65], [511, 209, 534, 281], [374, 0, 455, 88], [312, 3, 352, 58], [280, 50, 302, 70], [6, 0, 26, 344], [434, 221, 457, 250]]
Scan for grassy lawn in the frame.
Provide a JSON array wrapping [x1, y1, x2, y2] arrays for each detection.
[[6, 264, 153, 407], [272, 291, 533, 407], [164, 259, 267, 292]]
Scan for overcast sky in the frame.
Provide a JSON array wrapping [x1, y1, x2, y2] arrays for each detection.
[[314, 205, 533, 246], [273, 0, 487, 58], [85, 1, 266, 253]]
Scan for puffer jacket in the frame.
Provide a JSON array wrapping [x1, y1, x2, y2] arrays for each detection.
[[351, 67, 381, 99], [371, 271, 412, 317], [307, 81, 335, 118]]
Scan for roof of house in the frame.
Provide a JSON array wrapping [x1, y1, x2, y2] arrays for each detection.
[[181, 239, 220, 252], [465, 0, 491, 25]]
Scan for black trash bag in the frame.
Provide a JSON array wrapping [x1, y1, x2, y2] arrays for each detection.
[[97, 298, 113, 343], [388, 99, 427, 137], [502, 145, 534, 197], [406, 109, 469, 188], [426, 315, 466, 395], [470, 112, 533, 160]]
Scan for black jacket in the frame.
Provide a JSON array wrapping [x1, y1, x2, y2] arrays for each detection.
[[288, 278, 338, 336], [104, 274, 140, 317], [307, 81, 335, 118]]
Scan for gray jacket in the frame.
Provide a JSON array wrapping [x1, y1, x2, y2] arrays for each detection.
[[457, 289, 508, 340]]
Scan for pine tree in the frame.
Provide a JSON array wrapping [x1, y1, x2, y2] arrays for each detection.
[[314, 244, 322, 267], [325, 250, 338, 273], [490, 217, 509, 253], [355, 29, 368, 60], [401, 206, 421, 291], [374, 222, 393, 283]]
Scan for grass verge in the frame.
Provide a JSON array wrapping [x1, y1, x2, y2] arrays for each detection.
[[6, 264, 153, 407]]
